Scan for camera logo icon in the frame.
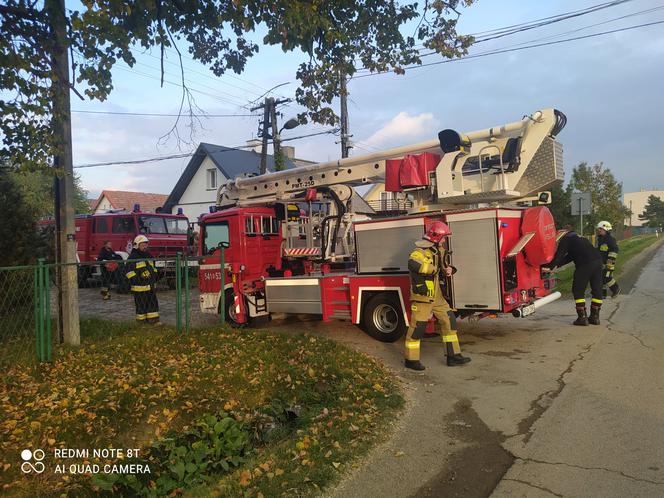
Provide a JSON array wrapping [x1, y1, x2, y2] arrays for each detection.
[[21, 449, 45, 474]]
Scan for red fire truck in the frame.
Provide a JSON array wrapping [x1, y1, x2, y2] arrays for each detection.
[[41, 206, 192, 287], [198, 109, 567, 341]]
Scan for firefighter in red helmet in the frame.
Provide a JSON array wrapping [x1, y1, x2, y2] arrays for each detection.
[[404, 221, 471, 370]]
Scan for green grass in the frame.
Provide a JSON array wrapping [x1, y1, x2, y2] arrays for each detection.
[[0, 318, 404, 497], [555, 235, 661, 294]]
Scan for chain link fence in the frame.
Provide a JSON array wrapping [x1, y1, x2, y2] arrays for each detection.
[[0, 255, 214, 370]]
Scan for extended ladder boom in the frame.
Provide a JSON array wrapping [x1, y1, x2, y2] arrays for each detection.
[[217, 108, 566, 210]]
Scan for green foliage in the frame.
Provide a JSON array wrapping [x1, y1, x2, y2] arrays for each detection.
[[568, 162, 629, 234], [0, 167, 37, 266], [638, 195, 664, 228], [548, 182, 574, 229], [93, 411, 250, 496], [12, 169, 90, 217], [1, 0, 475, 169]]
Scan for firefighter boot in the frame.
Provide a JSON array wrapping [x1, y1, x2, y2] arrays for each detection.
[[609, 282, 621, 298], [589, 302, 601, 325], [101, 289, 111, 300], [573, 302, 589, 326], [447, 354, 472, 367], [404, 359, 426, 371]]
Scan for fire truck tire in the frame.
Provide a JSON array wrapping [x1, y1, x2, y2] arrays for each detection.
[[361, 293, 406, 343], [220, 289, 249, 328]]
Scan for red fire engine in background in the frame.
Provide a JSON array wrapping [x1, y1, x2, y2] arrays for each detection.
[[40, 205, 191, 287], [197, 109, 567, 342]]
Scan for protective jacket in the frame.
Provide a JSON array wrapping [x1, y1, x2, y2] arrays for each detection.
[[125, 248, 157, 292], [408, 241, 455, 303], [597, 232, 619, 267], [550, 231, 602, 268]]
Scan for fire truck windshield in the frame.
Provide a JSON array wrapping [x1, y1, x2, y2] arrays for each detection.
[[203, 221, 229, 254], [138, 216, 188, 235]]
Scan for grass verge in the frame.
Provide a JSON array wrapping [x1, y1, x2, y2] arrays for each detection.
[[0, 318, 403, 497], [555, 234, 661, 294]]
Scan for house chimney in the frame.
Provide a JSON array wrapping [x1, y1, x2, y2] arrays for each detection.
[[246, 139, 262, 153], [282, 145, 295, 159]]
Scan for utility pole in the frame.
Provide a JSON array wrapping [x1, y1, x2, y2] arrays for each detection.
[[47, 0, 80, 345], [251, 96, 291, 173], [339, 72, 352, 158], [250, 97, 272, 175]]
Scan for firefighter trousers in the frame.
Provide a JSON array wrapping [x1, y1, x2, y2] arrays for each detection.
[[572, 259, 603, 314], [404, 291, 461, 362], [132, 289, 160, 323]]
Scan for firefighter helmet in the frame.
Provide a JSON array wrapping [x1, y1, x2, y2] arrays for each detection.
[[134, 235, 149, 246], [596, 221, 612, 231], [424, 221, 452, 243]]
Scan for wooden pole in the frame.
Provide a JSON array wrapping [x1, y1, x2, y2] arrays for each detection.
[[46, 0, 80, 345]]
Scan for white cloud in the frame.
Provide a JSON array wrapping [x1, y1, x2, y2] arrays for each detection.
[[363, 112, 440, 149]]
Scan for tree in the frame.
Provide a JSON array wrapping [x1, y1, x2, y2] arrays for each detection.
[[0, 0, 474, 170], [0, 167, 38, 267], [12, 170, 90, 218], [567, 162, 629, 235], [638, 195, 664, 228], [548, 182, 574, 229]]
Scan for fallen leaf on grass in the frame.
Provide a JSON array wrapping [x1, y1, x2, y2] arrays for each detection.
[[394, 451, 405, 457], [332, 462, 341, 469]]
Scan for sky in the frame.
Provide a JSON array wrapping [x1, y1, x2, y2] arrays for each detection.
[[70, 0, 664, 200]]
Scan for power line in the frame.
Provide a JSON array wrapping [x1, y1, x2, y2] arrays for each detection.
[[414, 3, 664, 60], [352, 19, 664, 80], [355, 0, 636, 72], [71, 109, 255, 117], [73, 128, 338, 169]]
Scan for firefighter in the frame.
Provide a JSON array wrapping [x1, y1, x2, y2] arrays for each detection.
[[543, 230, 603, 326], [596, 221, 621, 298], [404, 221, 471, 370], [125, 235, 160, 324], [97, 241, 122, 300]]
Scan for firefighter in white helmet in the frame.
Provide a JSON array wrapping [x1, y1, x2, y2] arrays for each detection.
[[404, 221, 471, 371], [125, 235, 160, 324], [596, 221, 621, 298]]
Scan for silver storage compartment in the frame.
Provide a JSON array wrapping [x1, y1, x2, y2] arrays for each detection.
[[265, 277, 322, 314], [355, 217, 425, 274], [447, 216, 501, 310]]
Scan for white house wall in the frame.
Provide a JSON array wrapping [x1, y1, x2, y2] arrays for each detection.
[[94, 195, 113, 214], [173, 156, 227, 222]]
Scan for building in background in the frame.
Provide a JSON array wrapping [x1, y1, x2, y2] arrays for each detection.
[[624, 189, 664, 234], [92, 190, 169, 214], [162, 142, 314, 222]]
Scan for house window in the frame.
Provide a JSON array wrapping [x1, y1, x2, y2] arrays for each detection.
[[206, 168, 217, 190]]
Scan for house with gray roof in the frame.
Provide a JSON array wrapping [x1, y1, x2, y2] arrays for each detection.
[[163, 142, 310, 221]]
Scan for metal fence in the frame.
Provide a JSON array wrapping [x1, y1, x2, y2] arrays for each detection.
[[0, 254, 210, 370]]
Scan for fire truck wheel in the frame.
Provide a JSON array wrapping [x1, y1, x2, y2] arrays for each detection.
[[221, 290, 249, 328], [361, 293, 406, 343]]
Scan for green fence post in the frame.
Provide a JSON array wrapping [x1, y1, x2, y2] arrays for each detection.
[[220, 244, 226, 326], [45, 264, 52, 362], [175, 254, 182, 334], [33, 264, 39, 362], [37, 258, 45, 362], [184, 254, 190, 334]]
